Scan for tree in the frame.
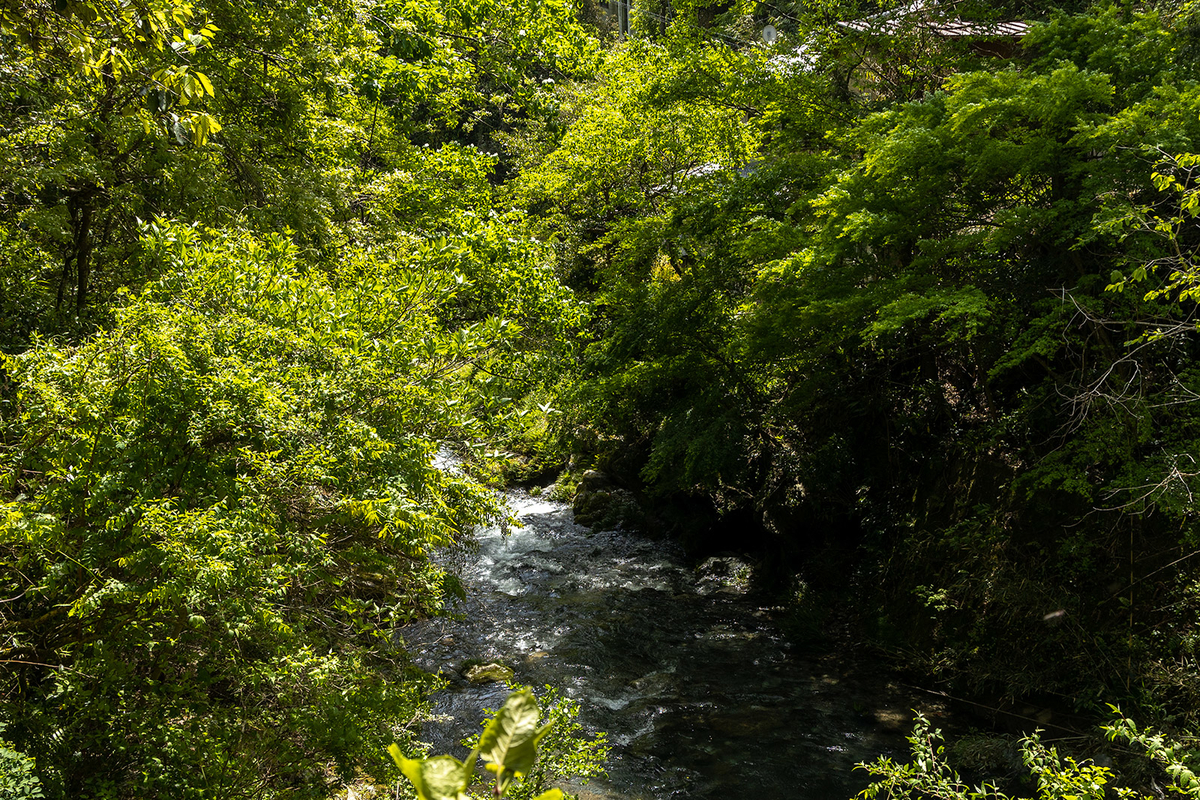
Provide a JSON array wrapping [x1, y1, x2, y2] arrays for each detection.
[[0, 222, 518, 798], [529, 1, 1200, 719], [0, 0, 219, 324]]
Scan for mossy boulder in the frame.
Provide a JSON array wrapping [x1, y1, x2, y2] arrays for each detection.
[[572, 470, 643, 530], [464, 662, 515, 684]]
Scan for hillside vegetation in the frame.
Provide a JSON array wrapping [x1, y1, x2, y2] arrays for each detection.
[[3, 0, 1200, 796]]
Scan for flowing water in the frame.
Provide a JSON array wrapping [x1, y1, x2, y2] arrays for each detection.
[[401, 489, 943, 799]]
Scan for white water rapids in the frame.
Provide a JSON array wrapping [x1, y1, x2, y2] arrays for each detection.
[[400, 489, 943, 799]]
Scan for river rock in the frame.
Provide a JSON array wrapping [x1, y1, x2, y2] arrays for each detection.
[[695, 555, 753, 595], [573, 470, 643, 529], [579, 469, 613, 491], [464, 662, 514, 684]]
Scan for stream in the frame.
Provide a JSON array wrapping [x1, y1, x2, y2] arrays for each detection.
[[400, 489, 945, 799]]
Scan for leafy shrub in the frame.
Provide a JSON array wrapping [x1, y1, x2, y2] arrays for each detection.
[[0, 725, 44, 800], [464, 687, 610, 800], [392, 687, 608, 800], [858, 711, 1200, 800], [0, 223, 511, 798]]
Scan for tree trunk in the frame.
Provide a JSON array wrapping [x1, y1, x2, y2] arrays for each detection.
[[74, 200, 93, 312], [57, 193, 95, 313]]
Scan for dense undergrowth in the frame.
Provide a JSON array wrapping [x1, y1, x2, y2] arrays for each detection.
[[4, 0, 1200, 795]]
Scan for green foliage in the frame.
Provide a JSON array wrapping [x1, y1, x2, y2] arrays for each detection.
[[0, 0, 222, 141], [475, 688, 553, 789], [511, 0, 1200, 727], [859, 712, 1200, 800], [515, 38, 763, 221], [0, 0, 222, 329], [8, 0, 1200, 794], [0, 222, 515, 798], [0, 0, 597, 790], [0, 0, 598, 343], [469, 687, 610, 800], [1107, 710, 1200, 796], [392, 687, 603, 800], [0, 724, 44, 800]]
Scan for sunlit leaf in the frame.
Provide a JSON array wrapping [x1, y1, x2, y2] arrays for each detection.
[[478, 688, 553, 778], [388, 747, 473, 800]]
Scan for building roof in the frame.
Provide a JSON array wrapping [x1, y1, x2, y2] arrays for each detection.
[[839, 0, 1029, 38]]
